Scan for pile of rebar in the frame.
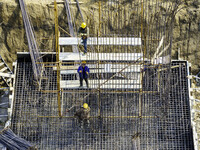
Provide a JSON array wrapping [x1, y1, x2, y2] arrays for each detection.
[[18, 0, 46, 85], [0, 128, 34, 150]]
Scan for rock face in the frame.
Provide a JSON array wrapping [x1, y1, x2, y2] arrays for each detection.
[[173, 1, 200, 73], [0, 0, 66, 67], [0, 0, 199, 72]]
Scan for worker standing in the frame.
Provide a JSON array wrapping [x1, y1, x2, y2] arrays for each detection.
[[74, 103, 90, 128], [78, 22, 89, 55], [77, 61, 89, 88]]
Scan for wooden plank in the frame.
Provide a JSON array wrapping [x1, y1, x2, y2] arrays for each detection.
[[154, 55, 170, 64], [6, 78, 11, 83], [10, 87, 14, 91], [9, 95, 13, 100], [60, 53, 143, 61], [59, 37, 142, 46], [0, 72, 14, 78], [0, 67, 7, 72], [0, 63, 4, 67]]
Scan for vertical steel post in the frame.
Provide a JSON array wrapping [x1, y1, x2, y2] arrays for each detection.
[[139, 1, 144, 118], [99, 1, 101, 37], [54, 0, 62, 117], [97, 1, 101, 117], [158, 64, 161, 92]]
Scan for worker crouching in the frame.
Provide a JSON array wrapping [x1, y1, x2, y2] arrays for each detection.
[[74, 103, 90, 128], [77, 61, 89, 88]]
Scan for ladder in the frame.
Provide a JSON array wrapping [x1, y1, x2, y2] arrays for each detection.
[[0, 55, 14, 87]]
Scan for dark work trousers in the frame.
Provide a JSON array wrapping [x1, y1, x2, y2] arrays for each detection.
[[77, 117, 89, 126], [74, 113, 90, 128], [82, 38, 87, 53], [80, 78, 88, 87]]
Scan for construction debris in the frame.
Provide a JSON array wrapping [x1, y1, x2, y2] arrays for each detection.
[[0, 55, 13, 87]]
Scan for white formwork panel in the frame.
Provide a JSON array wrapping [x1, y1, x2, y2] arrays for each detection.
[[54, 64, 142, 71], [60, 79, 141, 89], [60, 69, 141, 74], [61, 84, 140, 89], [60, 53, 143, 61], [59, 37, 142, 46]]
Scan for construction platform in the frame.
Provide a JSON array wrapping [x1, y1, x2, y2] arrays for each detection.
[[10, 53, 194, 149], [60, 52, 143, 61], [59, 52, 142, 89], [59, 37, 142, 46]]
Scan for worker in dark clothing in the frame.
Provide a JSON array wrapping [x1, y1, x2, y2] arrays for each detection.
[[78, 22, 89, 55], [74, 103, 90, 128], [77, 61, 89, 88]]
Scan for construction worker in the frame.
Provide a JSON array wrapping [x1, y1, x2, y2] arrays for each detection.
[[74, 103, 90, 128], [78, 22, 89, 55], [77, 61, 89, 88]]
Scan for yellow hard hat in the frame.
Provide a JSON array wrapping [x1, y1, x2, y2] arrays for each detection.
[[82, 61, 86, 64], [83, 103, 88, 109], [81, 22, 86, 29]]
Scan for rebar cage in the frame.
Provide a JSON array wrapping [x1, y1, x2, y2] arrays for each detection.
[[11, 0, 194, 149]]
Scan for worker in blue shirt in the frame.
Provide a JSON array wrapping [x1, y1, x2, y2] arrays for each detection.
[[77, 61, 89, 88]]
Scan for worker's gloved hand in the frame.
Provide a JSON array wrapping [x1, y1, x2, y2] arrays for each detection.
[[86, 72, 89, 75], [79, 70, 82, 73], [82, 35, 87, 39]]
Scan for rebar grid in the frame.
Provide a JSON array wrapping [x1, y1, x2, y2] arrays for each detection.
[[11, 58, 193, 150]]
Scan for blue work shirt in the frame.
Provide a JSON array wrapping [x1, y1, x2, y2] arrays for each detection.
[[77, 65, 90, 79]]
